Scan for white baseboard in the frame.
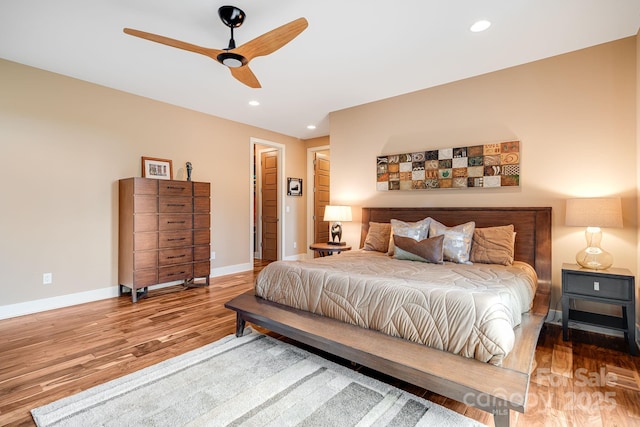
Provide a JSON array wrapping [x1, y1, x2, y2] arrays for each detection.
[[0, 262, 254, 321], [210, 263, 252, 277]]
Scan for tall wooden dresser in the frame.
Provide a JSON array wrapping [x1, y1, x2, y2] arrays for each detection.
[[118, 177, 211, 302]]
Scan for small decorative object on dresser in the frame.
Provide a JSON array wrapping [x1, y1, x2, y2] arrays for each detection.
[[562, 263, 637, 355], [186, 162, 192, 181], [141, 156, 173, 180], [118, 177, 211, 302]]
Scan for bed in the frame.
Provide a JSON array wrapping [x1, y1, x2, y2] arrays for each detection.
[[225, 207, 551, 426]]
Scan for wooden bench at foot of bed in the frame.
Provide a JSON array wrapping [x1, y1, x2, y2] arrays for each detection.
[[225, 207, 552, 427]]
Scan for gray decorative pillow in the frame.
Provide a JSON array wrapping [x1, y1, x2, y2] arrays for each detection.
[[389, 217, 431, 255], [429, 219, 475, 264], [394, 234, 444, 264], [363, 222, 391, 253], [470, 224, 515, 266]]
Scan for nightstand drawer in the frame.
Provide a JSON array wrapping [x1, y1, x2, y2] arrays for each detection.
[[564, 273, 632, 300]]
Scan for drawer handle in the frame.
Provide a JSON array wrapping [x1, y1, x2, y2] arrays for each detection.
[[167, 221, 186, 224], [167, 238, 186, 242], [167, 255, 186, 259], [167, 271, 186, 276], [167, 204, 186, 207], [166, 186, 186, 190]]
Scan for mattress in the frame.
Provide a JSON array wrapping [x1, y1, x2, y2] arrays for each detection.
[[255, 251, 538, 365]]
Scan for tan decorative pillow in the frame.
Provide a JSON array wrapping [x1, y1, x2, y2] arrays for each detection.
[[470, 224, 515, 266], [394, 234, 444, 264], [429, 219, 475, 264], [363, 222, 391, 252], [389, 217, 431, 255]]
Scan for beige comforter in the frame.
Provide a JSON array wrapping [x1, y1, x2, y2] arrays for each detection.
[[255, 251, 538, 365]]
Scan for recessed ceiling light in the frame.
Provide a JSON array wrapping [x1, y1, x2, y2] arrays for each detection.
[[307, 125, 316, 130], [470, 20, 491, 32], [248, 100, 260, 106]]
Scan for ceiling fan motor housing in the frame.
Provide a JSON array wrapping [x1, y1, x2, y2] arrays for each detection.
[[217, 51, 247, 68]]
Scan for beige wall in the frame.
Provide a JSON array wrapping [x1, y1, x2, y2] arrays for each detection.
[[0, 59, 305, 308], [637, 29, 640, 337], [330, 37, 637, 312]]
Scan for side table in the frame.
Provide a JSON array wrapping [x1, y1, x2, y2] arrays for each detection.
[[309, 243, 352, 257], [561, 263, 637, 355]]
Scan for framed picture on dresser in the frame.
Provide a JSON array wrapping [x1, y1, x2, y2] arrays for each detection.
[[142, 156, 173, 180]]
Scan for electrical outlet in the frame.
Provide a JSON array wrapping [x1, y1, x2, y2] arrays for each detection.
[[293, 242, 297, 249], [43, 273, 52, 285], [211, 251, 216, 260]]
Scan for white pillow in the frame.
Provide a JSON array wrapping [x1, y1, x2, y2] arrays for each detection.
[[429, 219, 475, 264]]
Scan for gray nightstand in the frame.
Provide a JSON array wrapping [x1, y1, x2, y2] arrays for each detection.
[[561, 263, 637, 355]]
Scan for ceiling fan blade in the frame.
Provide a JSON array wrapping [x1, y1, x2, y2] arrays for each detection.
[[230, 66, 262, 88], [234, 17, 308, 62], [123, 28, 223, 61]]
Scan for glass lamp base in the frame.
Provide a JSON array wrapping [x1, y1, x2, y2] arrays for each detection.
[[575, 247, 613, 270]]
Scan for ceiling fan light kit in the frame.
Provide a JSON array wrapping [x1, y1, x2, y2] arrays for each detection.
[[123, 5, 308, 88]]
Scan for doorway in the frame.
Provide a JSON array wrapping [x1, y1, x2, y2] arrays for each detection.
[[306, 145, 330, 258], [251, 138, 285, 263]]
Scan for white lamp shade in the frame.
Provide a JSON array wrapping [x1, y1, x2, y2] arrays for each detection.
[[565, 198, 622, 228], [323, 205, 352, 222]]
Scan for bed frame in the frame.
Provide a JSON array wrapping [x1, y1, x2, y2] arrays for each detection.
[[225, 207, 551, 426]]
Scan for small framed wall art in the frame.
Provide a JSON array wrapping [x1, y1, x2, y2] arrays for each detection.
[[142, 156, 173, 180], [287, 177, 302, 196]]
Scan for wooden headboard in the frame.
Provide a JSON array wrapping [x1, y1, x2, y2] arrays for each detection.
[[360, 207, 552, 287]]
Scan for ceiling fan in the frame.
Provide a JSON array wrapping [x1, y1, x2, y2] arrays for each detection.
[[123, 5, 308, 88]]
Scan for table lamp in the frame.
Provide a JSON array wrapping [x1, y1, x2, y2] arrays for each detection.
[[565, 197, 623, 270], [323, 205, 352, 246]]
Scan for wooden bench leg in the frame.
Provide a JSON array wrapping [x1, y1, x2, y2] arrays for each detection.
[[235, 314, 246, 337]]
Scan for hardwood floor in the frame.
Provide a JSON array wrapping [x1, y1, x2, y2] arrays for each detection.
[[1, 261, 639, 426]]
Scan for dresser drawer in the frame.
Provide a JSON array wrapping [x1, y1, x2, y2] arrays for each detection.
[[564, 273, 632, 300], [134, 195, 157, 213], [159, 197, 192, 213], [133, 269, 158, 287], [194, 229, 210, 246], [159, 247, 193, 266], [194, 245, 210, 261], [159, 181, 192, 196], [194, 261, 210, 277], [194, 197, 210, 213], [159, 264, 193, 283], [133, 178, 158, 195], [159, 214, 192, 230], [194, 214, 210, 229], [193, 182, 210, 197], [134, 232, 158, 251], [134, 251, 158, 270], [159, 230, 193, 248], [134, 214, 158, 232]]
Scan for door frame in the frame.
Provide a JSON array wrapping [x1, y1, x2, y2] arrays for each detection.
[[250, 137, 285, 262], [306, 144, 330, 258]]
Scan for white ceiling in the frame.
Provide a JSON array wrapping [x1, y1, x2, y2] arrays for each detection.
[[1, 1, 639, 139]]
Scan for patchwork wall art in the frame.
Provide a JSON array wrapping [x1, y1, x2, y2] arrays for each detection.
[[376, 141, 520, 191]]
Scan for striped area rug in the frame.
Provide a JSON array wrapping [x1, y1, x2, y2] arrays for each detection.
[[31, 330, 482, 426]]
